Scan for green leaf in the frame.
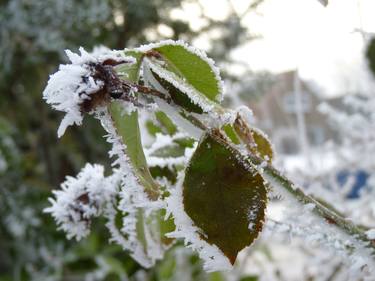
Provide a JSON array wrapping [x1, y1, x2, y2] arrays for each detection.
[[146, 120, 163, 136], [155, 111, 178, 135], [153, 43, 222, 102], [233, 116, 273, 163], [145, 111, 177, 137], [150, 166, 178, 184], [117, 50, 143, 82], [158, 209, 176, 246], [112, 55, 177, 258], [112, 50, 161, 198], [183, 133, 267, 264], [109, 102, 159, 199], [209, 272, 226, 281], [150, 68, 204, 114], [251, 127, 273, 163], [147, 135, 194, 184], [222, 124, 240, 145]]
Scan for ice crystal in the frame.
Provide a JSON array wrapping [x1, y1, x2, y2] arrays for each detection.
[[43, 47, 133, 137], [44, 163, 116, 240]]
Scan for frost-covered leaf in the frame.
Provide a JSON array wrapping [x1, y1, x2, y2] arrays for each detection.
[[151, 41, 223, 102], [146, 133, 195, 184], [146, 111, 178, 137], [158, 209, 176, 246], [222, 124, 240, 145], [143, 59, 216, 115], [233, 114, 273, 163], [251, 127, 274, 163], [117, 50, 143, 82], [150, 166, 179, 184], [109, 102, 159, 199], [151, 69, 204, 113], [155, 111, 178, 135], [105, 59, 175, 266], [183, 133, 267, 265]]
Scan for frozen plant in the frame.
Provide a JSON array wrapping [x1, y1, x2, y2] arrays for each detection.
[[43, 41, 375, 274]]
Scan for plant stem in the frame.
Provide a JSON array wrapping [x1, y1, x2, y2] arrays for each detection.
[[134, 83, 375, 253], [218, 120, 374, 253]]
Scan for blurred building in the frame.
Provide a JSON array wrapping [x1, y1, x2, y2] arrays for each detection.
[[251, 70, 336, 155]]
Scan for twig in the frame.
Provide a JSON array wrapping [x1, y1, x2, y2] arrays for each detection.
[[129, 83, 375, 254]]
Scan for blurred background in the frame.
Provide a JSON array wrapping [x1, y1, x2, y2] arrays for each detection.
[[1, 0, 375, 280]]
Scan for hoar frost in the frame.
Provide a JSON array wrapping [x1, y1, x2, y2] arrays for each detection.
[[43, 47, 134, 137], [44, 163, 117, 240], [98, 108, 167, 267], [42, 40, 375, 277], [133, 39, 224, 102]]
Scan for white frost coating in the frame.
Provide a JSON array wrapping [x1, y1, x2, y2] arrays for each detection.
[[143, 62, 203, 139], [43, 47, 134, 137], [248, 205, 260, 231], [236, 105, 275, 158], [146, 132, 185, 155], [144, 58, 235, 130], [157, 98, 203, 140], [144, 133, 196, 169], [44, 163, 116, 241], [132, 39, 224, 102], [264, 173, 375, 276], [165, 173, 232, 272], [147, 156, 186, 169], [236, 105, 254, 124], [145, 58, 216, 113], [191, 109, 236, 130], [98, 108, 165, 268]]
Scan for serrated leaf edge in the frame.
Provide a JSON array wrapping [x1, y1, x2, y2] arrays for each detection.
[[131, 39, 224, 102]]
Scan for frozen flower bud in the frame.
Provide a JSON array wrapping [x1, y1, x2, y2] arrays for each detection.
[[43, 47, 135, 137], [44, 163, 117, 240]]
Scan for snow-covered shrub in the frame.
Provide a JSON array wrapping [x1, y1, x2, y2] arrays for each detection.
[[42, 40, 375, 277]]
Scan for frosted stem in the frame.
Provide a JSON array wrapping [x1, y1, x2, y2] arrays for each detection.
[[133, 83, 375, 255], [227, 120, 375, 255]]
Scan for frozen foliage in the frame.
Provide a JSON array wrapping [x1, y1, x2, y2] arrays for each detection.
[[235, 105, 254, 124], [143, 58, 235, 131], [142, 62, 204, 139], [44, 163, 116, 240], [145, 132, 196, 169], [165, 173, 233, 272], [265, 183, 375, 276], [45, 106, 168, 268], [133, 40, 224, 102], [245, 92, 375, 280], [145, 58, 216, 113], [43, 47, 133, 137], [42, 40, 375, 278], [98, 108, 166, 267]]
